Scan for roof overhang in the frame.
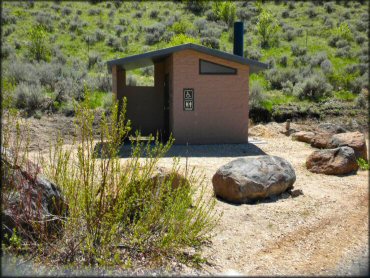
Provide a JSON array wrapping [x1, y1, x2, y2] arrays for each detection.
[[106, 43, 268, 74]]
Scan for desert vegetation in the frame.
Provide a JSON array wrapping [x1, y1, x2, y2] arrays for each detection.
[[1, 93, 219, 270], [1, 0, 368, 122], [1, 2, 368, 274]]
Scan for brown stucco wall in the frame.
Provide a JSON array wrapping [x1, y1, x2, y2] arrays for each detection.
[[116, 62, 166, 136], [171, 49, 249, 144]]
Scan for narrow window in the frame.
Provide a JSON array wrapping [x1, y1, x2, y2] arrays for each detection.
[[199, 59, 237, 75]]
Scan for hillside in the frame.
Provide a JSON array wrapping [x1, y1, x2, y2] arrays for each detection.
[[1, 0, 369, 123]]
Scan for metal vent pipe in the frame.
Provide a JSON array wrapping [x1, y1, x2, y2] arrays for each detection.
[[233, 22, 244, 57]]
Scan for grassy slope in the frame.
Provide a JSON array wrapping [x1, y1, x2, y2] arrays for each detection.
[[2, 0, 368, 110]]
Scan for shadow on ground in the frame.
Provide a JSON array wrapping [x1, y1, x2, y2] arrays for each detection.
[[215, 191, 295, 206], [94, 142, 267, 158]]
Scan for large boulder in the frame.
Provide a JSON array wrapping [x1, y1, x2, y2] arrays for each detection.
[[292, 131, 315, 143], [212, 156, 296, 204], [317, 123, 346, 134], [310, 132, 333, 148], [1, 147, 67, 239], [328, 131, 368, 160], [306, 146, 359, 175]]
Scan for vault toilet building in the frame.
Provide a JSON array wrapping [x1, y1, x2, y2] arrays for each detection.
[[107, 22, 267, 144]]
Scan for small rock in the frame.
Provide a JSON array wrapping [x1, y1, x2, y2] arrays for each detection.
[[212, 156, 296, 204], [306, 146, 359, 175], [149, 167, 190, 191], [292, 131, 315, 143], [289, 189, 304, 198]]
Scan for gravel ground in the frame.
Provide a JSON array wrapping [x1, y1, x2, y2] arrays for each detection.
[[2, 118, 368, 276]]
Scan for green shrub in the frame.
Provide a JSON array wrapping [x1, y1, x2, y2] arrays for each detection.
[[256, 8, 280, 48], [284, 29, 296, 41], [349, 74, 368, 94], [281, 10, 289, 18], [291, 44, 307, 56], [324, 2, 335, 13], [335, 39, 349, 48], [306, 7, 317, 18], [293, 74, 333, 101], [246, 49, 262, 61], [171, 20, 193, 35], [249, 82, 266, 108], [335, 46, 351, 58], [333, 22, 353, 42], [310, 52, 327, 67], [2, 96, 219, 267], [355, 34, 366, 44], [212, 1, 236, 27], [149, 9, 159, 19], [1, 43, 15, 59], [279, 55, 288, 67], [320, 59, 333, 75], [184, 0, 208, 14], [27, 24, 50, 62], [168, 34, 200, 46], [357, 158, 369, 170], [200, 37, 220, 49], [355, 90, 369, 109], [282, 80, 294, 95], [265, 68, 299, 90], [87, 52, 101, 69], [14, 82, 46, 111], [334, 89, 356, 101]]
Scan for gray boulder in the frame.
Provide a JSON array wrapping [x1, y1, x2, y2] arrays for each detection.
[[212, 156, 296, 204], [1, 147, 67, 238], [306, 146, 359, 175], [327, 131, 368, 160], [317, 123, 347, 134]]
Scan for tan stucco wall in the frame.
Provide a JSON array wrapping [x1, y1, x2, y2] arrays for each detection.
[[171, 49, 249, 144]]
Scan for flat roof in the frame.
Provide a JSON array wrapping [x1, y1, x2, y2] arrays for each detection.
[[106, 43, 268, 74]]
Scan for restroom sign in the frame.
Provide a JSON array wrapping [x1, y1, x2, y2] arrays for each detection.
[[183, 88, 194, 111]]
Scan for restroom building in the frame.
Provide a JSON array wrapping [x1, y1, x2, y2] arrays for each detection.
[[107, 22, 268, 144]]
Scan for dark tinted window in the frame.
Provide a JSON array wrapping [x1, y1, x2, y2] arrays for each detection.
[[199, 59, 237, 75]]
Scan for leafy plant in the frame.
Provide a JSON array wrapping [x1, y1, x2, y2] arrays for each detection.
[[357, 158, 369, 170], [168, 34, 200, 46], [2, 92, 219, 268], [27, 24, 50, 62], [256, 8, 280, 48], [212, 1, 236, 27], [171, 20, 193, 35], [293, 74, 333, 102], [333, 22, 353, 42]]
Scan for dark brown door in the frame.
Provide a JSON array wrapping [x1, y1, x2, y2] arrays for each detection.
[[163, 74, 170, 141]]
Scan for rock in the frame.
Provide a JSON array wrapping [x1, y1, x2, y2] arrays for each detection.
[[289, 189, 304, 198], [1, 147, 67, 238], [212, 156, 296, 204], [149, 167, 190, 191], [310, 132, 332, 148], [328, 131, 368, 160], [292, 131, 315, 143], [306, 146, 359, 175], [317, 123, 347, 134]]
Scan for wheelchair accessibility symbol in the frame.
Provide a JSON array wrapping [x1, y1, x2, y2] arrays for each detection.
[[183, 89, 194, 111]]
